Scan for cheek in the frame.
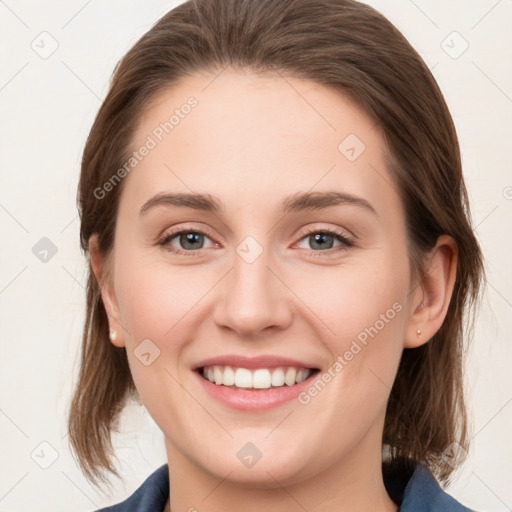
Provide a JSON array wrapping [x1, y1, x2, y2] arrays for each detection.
[[291, 255, 409, 394], [112, 253, 219, 401], [114, 253, 205, 339], [112, 256, 200, 422], [294, 257, 408, 339]]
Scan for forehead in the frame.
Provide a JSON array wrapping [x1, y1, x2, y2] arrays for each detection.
[[122, 69, 399, 217]]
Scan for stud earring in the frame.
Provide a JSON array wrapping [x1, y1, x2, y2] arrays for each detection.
[[416, 329, 422, 336], [109, 330, 118, 341]]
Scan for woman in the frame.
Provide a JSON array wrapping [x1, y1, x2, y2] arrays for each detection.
[[68, 0, 484, 510]]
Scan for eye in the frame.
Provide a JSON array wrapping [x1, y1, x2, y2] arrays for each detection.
[[157, 229, 218, 255], [295, 228, 354, 253], [157, 226, 354, 256]]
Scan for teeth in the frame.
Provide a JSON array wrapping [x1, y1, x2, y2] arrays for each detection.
[[296, 368, 310, 383], [223, 365, 235, 386], [271, 368, 285, 387], [214, 366, 223, 385], [201, 365, 313, 389], [235, 368, 253, 388], [253, 369, 272, 389], [284, 367, 296, 386]]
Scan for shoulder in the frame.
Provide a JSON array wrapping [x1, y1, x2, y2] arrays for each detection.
[[397, 463, 476, 511], [94, 464, 169, 512]]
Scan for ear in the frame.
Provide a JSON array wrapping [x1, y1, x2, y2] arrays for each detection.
[[404, 235, 458, 348], [88, 234, 125, 347]]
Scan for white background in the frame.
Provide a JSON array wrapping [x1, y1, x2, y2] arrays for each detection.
[[0, 1, 511, 510]]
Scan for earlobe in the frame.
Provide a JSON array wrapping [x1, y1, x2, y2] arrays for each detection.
[[404, 235, 458, 349], [88, 234, 125, 348]]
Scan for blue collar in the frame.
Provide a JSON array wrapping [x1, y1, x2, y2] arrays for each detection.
[[97, 462, 475, 511]]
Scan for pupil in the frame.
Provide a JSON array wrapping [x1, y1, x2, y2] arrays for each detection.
[[181, 232, 203, 250], [310, 233, 333, 250]]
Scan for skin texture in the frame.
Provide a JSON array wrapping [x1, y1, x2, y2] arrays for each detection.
[[90, 69, 457, 511]]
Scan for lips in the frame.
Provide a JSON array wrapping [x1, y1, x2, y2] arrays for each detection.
[[192, 354, 317, 370]]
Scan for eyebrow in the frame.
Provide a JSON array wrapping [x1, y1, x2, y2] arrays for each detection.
[[282, 191, 377, 215], [139, 190, 377, 216], [140, 192, 223, 215]]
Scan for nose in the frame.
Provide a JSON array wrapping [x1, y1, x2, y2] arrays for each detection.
[[211, 244, 293, 338]]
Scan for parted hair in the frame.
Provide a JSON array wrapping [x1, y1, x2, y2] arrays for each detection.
[[69, 0, 484, 488]]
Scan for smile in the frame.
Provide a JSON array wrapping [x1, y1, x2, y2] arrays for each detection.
[[200, 365, 316, 389]]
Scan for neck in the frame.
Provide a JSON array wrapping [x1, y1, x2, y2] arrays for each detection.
[[164, 437, 398, 512]]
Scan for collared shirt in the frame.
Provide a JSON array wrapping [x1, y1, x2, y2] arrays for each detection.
[[95, 463, 476, 511]]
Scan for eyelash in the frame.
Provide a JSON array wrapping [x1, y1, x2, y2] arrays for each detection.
[[157, 226, 355, 257]]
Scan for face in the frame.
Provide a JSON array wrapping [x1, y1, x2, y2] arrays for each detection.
[[102, 69, 418, 487]]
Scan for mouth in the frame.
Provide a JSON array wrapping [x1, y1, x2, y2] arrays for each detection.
[[192, 355, 321, 409], [197, 365, 320, 390]]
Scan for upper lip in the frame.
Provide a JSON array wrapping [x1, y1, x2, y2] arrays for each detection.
[[192, 355, 318, 370]]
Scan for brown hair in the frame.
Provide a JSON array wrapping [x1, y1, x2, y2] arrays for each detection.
[[69, 0, 484, 488]]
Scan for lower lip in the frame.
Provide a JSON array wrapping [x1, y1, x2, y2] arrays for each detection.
[[194, 370, 318, 410]]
